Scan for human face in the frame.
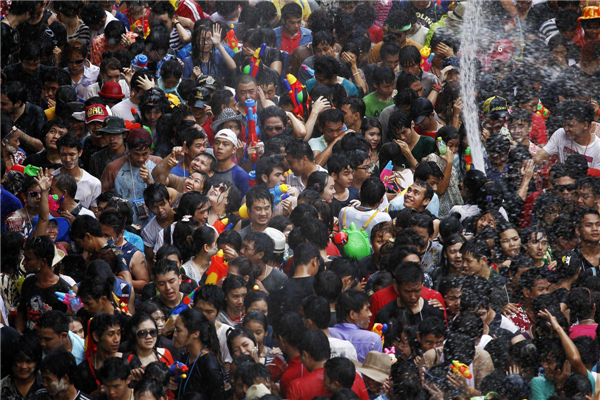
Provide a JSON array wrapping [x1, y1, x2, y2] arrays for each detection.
[[194, 201, 210, 226], [69, 320, 85, 339], [395, 332, 412, 360], [189, 105, 206, 123], [520, 97, 539, 115], [578, 186, 597, 208], [58, 146, 81, 170], [97, 325, 122, 354], [227, 287, 248, 314], [580, 213, 600, 243], [148, 199, 171, 222], [375, 81, 395, 98], [321, 176, 336, 203], [222, 121, 240, 137], [445, 242, 464, 274], [419, 333, 444, 353], [394, 125, 414, 143], [154, 271, 181, 303], [38, 327, 67, 355], [335, 167, 354, 191], [583, 18, 600, 38], [144, 108, 162, 128], [551, 45, 567, 65], [103, 68, 121, 84], [173, 317, 191, 349], [372, 232, 393, 257], [70, 118, 85, 138], [500, 228, 521, 258], [563, 117, 589, 141], [136, 319, 158, 351], [2, 131, 20, 154], [446, 138, 460, 154], [321, 121, 344, 143], [313, 41, 334, 57], [554, 176, 577, 204], [266, 167, 285, 188], [231, 335, 256, 357], [21, 58, 40, 75], [401, 61, 421, 76], [248, 199, 272, 228], [236, 82, 257, 104], [245, 321, 266, 347], [444, 288, 462, 317], [404, 184, 427, 211], [341, 104, 358, 129], [104, 132, 125, 152], [508, 119, 531, 144], [398, 281, 422, 308], [352, 304, 372, 329], [195, 155, 214, 175], [213, 138, 236, 161], [386, 28, 407, 45], [541, 354, 561, 383], [184, 172, 205, 193], [260, 84, 277, 101], [476, 212, 496, 232], [67, 52, 85, 75], [363, 127, 382, 150], [323, 370, 339, 394], [264, 117, 285, 138], [195, 300, 218, 323], [381, 53, 400, 71], [103, 378, 131, 400], [42, 372, 69, 397], [526, 232, 548, 262], [151, 310, 166, 335], [462, 252, 487, 276], [489, 151, 508, 169], [353, 158, 371, 184], [87, 121, 104, 140], [43, 81, 60, 101], [425, 176, 440, 193], [525, 278, 549, 301], [80, 296, 104, 316], [14, 356, 36, 380], [22, 249, 43, 274], [0, 94, 18, 115], [129, 147, 150, 168], [241, 239, 257, 262], [315, 73, 335, 86], [283, 16, 302, 35], [246, 300, 268, 316]]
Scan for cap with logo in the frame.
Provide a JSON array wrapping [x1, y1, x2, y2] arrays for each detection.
[[97, 116, 129, 135], [482, 96, 509, 119], [410, 98, 435, 125], [188, 87, 210, 109], [85, 104, 109, 124]]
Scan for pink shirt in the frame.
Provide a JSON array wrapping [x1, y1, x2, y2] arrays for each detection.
[[569, 324, 597, 339]]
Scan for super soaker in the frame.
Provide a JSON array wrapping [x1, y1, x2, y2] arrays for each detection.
[[226, 24, 239, 53], [55, 291, 84, 312], [283, 74, 310, 120], [270, 184, 290, 206], [132, 19, 150, 38], [205, 250, 229, 285], [451, 360, 472, 379], [372, 323, 388, 346], [245, 99, 261, 163], [169, 362, 189, 383], [213, 218, 233, 234], [420, 46, 434, 72], [244, 43, 267, 77]]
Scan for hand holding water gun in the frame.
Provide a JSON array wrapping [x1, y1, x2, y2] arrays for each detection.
[[213, 218, 233, 234], [132, 19, 150, 38], [270, 184, 290, 206], [168, 290, 196, 318], [451, 360, 472, 379], [243, 43, 266, 77], [205, 250, 229, 285], [465, 147, 472, 171], [420, 46, 434, 72], [55, 291, 84, 312], [372, 323, 388, 346], [226, 24, 239, 53], [169, 362, 189, 383], [283, 74, 310, 120], [245, 99, 261, 163]]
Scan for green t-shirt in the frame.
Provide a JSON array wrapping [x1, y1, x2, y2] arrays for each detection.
[[363, 92, 394, 118], [398, 135, 437, 168], [530, 371, 595, 400]]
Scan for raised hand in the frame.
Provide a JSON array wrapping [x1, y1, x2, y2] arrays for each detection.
[[139, 165, 153, 185], [137, 75, 155, 91], [211, 24, 222, 46]]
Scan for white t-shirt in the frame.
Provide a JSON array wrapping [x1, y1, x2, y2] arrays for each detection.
[[111, 98, 139, 121], [338, 206, 392, 237], [52, 169, 101, 209], [217, 323, 234, 363], [329, 337, 358, 361], [153, 222, 176, 253], [141, 217, 164, 249], [543, 128, 600, 168]]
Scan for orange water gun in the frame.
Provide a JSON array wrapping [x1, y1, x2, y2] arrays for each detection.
[[283, 74, 310, 120], [226, 24, 239, 53], [451, 360, 472, 379], [205, 250, 229, 285], [213, 218, 233, 234]]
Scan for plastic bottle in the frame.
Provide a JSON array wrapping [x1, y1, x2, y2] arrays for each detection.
[[437, 137, 447, 154]]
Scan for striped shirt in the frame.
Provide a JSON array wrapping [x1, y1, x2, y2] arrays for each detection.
[[68, 22, 92, 44]]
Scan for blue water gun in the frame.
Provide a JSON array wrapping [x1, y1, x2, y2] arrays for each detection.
[[271, 184, 291, 206], [55, 290, 84, 312]]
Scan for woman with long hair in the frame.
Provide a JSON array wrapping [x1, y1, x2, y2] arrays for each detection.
[[181, 225, 219, 283], [431, 233, 467, 288], [183, 22, 236, 79], [172, 308, 224, 399], [207, 182, 241, 226], [360, 117, 382, 170]]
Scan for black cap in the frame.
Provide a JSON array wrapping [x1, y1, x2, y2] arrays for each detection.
[[97, 116, 129, 135], [410, 98, 435, 125], [187, 87, 210, 108]]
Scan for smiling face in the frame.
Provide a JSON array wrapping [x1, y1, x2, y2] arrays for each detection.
[[244, 321, 266, 347], [231, 335, 256, 357], [248, 199, 272, 228], [135, 319, 158, 351], [184, 172, 205, 193], [403, 184, 429, 211], [321, 176, 336, 203]]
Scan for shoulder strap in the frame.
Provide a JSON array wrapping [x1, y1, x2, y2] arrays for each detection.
[[362, 210, 380, 231]]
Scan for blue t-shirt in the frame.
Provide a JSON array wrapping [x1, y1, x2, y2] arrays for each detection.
[[212, 164, 250, 198], [182, 48, 230, 79], [306, 77, 359, 97], [170, 163, 188, 177], [1, 185, 22, 232], [124, 231, 144, 253]]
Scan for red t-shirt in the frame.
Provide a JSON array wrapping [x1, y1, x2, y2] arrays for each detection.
[[280, 356, 305, 399], [367, 25, 383, 44], [414, 126, 437, 140], [287, 368, 369, 400], [369, 285, 446, 329], [569, 324, 598, 340], [175, 0, 205, 22], [529, 113, 547, 147], [280, 29, 302, 54]]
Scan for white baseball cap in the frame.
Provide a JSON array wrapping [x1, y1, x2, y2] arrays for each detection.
[[214, 129, 238, 146]]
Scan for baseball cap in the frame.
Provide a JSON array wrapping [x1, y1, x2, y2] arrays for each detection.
[[188, 86, 210, 108], [482, 96, 509, 118], [214, 129, 238, 146], [490, 39, 515, 62], [127, 127, 152, 147], [85, 104, 109, 124], [410, 98, 435, 125], [97, 116, 129, 135]]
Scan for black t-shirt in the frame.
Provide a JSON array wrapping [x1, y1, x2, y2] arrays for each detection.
[[375, 297, 445, 326], [18, 275, 71, 332], [81, 139, 106, 172], [24, 150, 62, 169], [393, 2, 445, 28], [3, 65, 52, 108], [150, 295, 185, 321], [358, 254, 378, 281], [1, 23, 19, 68], [75, 359, 101, 396], [177, 353, 224, 400], [14, 104, 48, 151]]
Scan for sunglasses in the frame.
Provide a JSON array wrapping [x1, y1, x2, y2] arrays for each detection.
[[67, 58, 85, 64], [136, 329, 158, 339], [555, 184, 577, 192], [264, 126, 284, 132], [28, 191, 42, 198]]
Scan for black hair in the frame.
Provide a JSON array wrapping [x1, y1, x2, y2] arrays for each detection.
[[246, 186, 274, 211], [134, 377, 166, 400], [394, 262, 424, 286], [56, 132, 82, 152], [418, 317, 446, 339], [297, 329, 330, 362], [80, 3, 105, 26], [385, 8, 411, 30], [281, 2, 302, 20], [195, 284, 225, 312], [222, 274, 248, 297], [24, 235, 56, 269], [329, 257, 359, 282], [53, 173, 78, 199], [243, 290, 268, 313], [335, 289, 369, 324], [37, 310, 69, 335], [399, 45, 421, 68], [13, 334, 43, 368], [272, 312, 306, 348], [555, 9, 580, 33], [360, 177, 386, 207], [300, 295, 330, 330], [324, 357, 356, 389], [226, 327, 257, 356], [313, 270, 343, 304], [78, 275, 113, 302], [285, 138, 315, 162], [152, 258, 180, 278], [240, 362, 272, 388], [179, 308, 221, 358], [40, 349, 77, 383], [89, 313, 120, 344], [563, 374, 592, 397], [314, 55, 340, 80], [99, 357, 131, 383], [244, 232, 274, 264], [461, 237, 492, 261]]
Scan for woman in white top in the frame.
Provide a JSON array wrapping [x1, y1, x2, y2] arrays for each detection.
[[182, 225, 218, 284]]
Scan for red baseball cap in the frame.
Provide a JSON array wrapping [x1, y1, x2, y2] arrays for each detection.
[[490, 39, 514, 62], [85, 104, 109, 124], [127, 127, 153, 147]]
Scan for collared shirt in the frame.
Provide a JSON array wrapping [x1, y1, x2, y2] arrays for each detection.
[[328, 323, 382, 363], [0, 372, 44, 400], [274, 26, 312, 52], [66, 64, 100, 101], [286, 165, 327, 193]]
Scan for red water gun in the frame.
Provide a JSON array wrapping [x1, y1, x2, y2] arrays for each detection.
[[169, 362, 189, 383], [226, 23, 239, 53], [132, 19, 150, 38], [451, 360, 472, 379], [205, 250, 229, 285], [213, 218, 233, 234], [244, 43, 267, 77], [283, 74, 310, 120], [245, 99, 260, 162], [537, 103, 550, 119]]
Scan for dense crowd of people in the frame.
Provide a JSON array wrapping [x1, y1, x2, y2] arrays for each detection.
[[1, 0, 600, 400]]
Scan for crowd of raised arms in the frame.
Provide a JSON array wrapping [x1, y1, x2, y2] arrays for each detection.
[[2, 0, 600, 400]]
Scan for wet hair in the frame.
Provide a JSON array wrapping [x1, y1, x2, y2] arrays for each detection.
[[195, 284, 225, 312], [179, 308, 221, 358], [40, 349, 77, 383], [314, 270, 343, 304], [226, 327, 258, 355]]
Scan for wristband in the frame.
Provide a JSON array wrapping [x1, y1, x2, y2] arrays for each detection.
[[174, 21, 181, 26], [432, 84, 443, 93]]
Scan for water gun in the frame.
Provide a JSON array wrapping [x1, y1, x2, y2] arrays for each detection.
[[465, 147, 472, 171], [372, 323, 388, 346], [205, 249, 229, 285], [49, 194, 65, 212], [168, 290, 195, 318], [302, 64, 315, 77], [283, 169, 292, 178], [169, 362, 189, 383], [379, 161, 394, 191], [213, 218, 233, 234], [248, 170, 257, 187], [283, 74, 310, 120], [270, 184, 290, 206], [55, 290, 84, 312], [451, 360, 472, 379], [132, 19, 150, 38], [536, 103, 550, 119], [226, 23, 239, 53], [243, 43, 266, 77], [245, 99, 260, 163], [11, 164, 40, 177], [420, 46, 434, 72], [239, 204, 249, 219]]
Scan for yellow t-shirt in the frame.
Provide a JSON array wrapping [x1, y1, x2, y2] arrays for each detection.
[[271, 0, 311, 21]]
